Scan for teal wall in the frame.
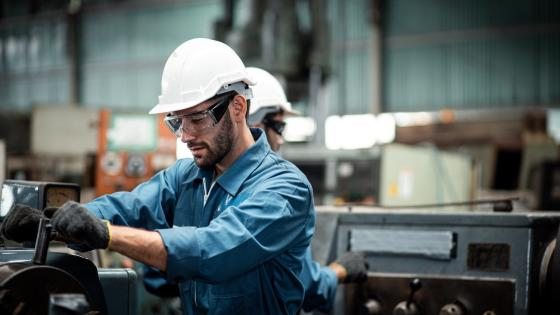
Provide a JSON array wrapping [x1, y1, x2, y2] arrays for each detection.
[[0, 0, 559, 114], [328, 0, 375, 115], [0, 0, 221, 112], [0, 15, 70, 110], [383, 0, 560, 111], [81, 1, 221, 110]]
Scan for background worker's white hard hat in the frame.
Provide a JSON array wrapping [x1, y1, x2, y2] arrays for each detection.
[[150, 38, 255, 115], [246, 67, 299, 125]]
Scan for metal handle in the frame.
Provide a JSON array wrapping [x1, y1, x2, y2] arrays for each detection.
[[32, 218, 53, 265]]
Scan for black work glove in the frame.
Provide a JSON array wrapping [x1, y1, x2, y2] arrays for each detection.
[[0, 204, 44, 243], [51, 201, 110, 250], [333, 251, 369, 283]]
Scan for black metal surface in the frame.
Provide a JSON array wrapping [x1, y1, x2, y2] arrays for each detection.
[[539, 224, 560, 312], [0, 250, 109, 315], [346, 273, 515, 315], [0, 263, 90, 315], [336, 210, 560, 227]]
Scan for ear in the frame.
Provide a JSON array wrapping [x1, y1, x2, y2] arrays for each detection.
[[230, 94, 248, 123]]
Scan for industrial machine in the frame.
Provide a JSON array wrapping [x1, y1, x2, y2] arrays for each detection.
[[0, 180, 137, 315], [313, 207, 560, 315]]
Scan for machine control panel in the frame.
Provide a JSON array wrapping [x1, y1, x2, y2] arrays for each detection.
[[346, 273, 514, 315], [315, 209, 560, 315]]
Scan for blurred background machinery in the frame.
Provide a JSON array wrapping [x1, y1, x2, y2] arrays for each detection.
[[0, 0, 559, 208]]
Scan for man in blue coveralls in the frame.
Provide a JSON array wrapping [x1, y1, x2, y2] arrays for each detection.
[[153, 66, 370, 314], [1, 38, 316, 315]]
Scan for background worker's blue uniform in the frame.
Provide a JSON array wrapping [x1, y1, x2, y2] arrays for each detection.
[[85, 128, 315, 315], [300, 247, 338, 313]]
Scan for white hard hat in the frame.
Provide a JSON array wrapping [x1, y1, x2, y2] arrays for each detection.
[[149, 38, 255, 115], [246, 67, 299, 125]]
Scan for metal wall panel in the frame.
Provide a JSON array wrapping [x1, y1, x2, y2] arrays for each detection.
[[80, 1, 221, 110], [383, 0, 560, 112], [328, 0, 374, 115], [0, 16, 70, 109], [1, 0, 557, 115], [0, 1, 221, 111]]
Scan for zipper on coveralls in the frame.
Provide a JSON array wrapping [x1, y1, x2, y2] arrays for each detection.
[[194, 177, 217, 309]]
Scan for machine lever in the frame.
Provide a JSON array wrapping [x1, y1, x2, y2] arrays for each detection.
[[393, 278, 422, 315], [407, 278, 422, 307], [32, 218, 54, 265]]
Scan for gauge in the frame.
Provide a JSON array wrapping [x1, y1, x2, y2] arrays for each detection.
[[0, 180, 80, 214], [1, 184, 15, 218], [101, 151, 123, 176], [45, 186, 79, 208], [126, 154, 147, 177]]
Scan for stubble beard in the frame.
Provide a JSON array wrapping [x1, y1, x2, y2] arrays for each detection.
[[193, 110, 234, 170]]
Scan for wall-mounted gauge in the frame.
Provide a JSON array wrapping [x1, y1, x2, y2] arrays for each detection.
[[125, 154, 147, 177]]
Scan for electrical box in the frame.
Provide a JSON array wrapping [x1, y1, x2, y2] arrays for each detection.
[[96, 110, 176, 196], [379, 144, 474, 209]]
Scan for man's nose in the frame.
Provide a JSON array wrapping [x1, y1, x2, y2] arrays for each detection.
[[180, 129, 196, 143]]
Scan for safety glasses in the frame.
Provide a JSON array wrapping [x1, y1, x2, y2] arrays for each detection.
[[262, 118, 286, 136], [164, 93, 234, 137]]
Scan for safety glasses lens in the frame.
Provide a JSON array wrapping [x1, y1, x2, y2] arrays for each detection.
[[265, 120, 286, 136], [164, 115, 182, 137], [163, 93, 234, 137]]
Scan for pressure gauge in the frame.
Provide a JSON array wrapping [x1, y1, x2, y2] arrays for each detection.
[[45, 186, 80, 208], [0, 180, 80, 221]]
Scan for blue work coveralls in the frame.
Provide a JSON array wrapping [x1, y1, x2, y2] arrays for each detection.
[[300, 247, 338, 312], [85, 128, 315, 315], [143, 248, 339, 313]]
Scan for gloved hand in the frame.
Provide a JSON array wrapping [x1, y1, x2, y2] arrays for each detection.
[[330, 251, 369, 283], [0, 204, 44, 243], [51, 201, 111, 249]]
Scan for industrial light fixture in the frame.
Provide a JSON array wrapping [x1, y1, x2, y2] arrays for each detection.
[[325, 114, 395, 150]]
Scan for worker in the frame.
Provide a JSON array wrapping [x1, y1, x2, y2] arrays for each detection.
[[0, 38, 316, 315], [246, 66, 369, 313]]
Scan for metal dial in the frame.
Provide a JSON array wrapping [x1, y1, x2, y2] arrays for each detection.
[[45, 186, 79, 208]]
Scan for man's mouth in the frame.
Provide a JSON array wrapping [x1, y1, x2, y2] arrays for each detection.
[[188, 144, 206, 155]]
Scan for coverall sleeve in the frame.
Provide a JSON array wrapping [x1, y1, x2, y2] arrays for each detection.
[[158, 173, 314, 283], [84, 159, 188, 229], [143, 265, 179, 297], [300, 247, 338, 313]]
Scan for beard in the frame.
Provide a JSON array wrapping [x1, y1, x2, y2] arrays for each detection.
[[191, 110, 234, 169]]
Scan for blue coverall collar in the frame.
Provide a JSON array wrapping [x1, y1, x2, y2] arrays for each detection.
[[216, 128, 270, 196], [182, 128, 271, 196]]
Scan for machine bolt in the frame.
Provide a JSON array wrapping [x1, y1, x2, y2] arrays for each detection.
[[439, 302, 466, 315], [362, 298, 382, 315]]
